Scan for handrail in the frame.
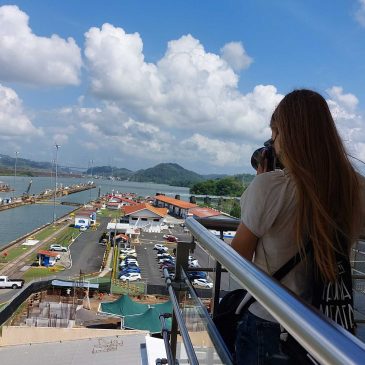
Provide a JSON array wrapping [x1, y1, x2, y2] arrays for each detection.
[[185, 217, 365, 365], [163, 268, 199, 365], [194, 217, 240, 230]]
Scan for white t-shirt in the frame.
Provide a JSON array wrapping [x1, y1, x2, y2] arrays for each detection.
[[240, 169, 312, 322]]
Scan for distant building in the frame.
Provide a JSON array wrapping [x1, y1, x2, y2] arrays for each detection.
[[74, 209, 96, 228], [188, 206, 222, 219], [37, 250, 59, 267], [153, 195, 197, 218], [107, 196, 137, 210], [122, 203, 168, 233]]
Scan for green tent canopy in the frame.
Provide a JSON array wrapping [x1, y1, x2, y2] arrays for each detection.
[[152, 300, 173, 314], [100, 295, 173, 320], [100, 294, 148, 316], [123, 307, 172, 334]]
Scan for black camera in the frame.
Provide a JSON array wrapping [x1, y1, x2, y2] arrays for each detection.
[[251, 139, 281, 171]]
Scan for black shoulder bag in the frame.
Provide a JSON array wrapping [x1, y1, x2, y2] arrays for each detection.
[[280, 249, 355, 365], [213, 249, 306, 355]]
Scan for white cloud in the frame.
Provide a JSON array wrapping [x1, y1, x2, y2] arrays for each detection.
[[220, 42, 253, 71], [84, 26, 282, 144], [326, 86, 358, 111], [325, 86, 365, 171], [355, 0, 365, 26], [0, 83, 42, 137], [0, 5, 82, 86], [181, 134, 253, 167]]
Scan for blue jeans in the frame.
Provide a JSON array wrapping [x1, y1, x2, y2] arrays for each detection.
[[235, 311, 287, 365]]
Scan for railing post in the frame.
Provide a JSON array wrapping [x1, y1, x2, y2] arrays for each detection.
[[170, 239, 196, 360], [211, 230, 224, 318]]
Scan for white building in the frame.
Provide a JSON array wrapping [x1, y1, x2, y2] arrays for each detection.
[[122, 203, 168, 233]]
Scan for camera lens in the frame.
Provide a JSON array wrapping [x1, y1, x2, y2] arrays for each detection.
[[251, 147, 265, 170]]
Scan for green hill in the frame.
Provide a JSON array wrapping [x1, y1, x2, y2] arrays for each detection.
[[86, 166, 133, 180], [128, 163, 205, 187]]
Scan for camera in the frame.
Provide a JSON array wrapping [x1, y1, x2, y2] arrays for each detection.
[[251, 139, 282, 171]]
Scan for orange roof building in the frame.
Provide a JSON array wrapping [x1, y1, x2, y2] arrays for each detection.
[[123, 203, 168, 218], [120, 203, 168, 234], [154, 195, 197, 218], [188, 207, 221, 218]]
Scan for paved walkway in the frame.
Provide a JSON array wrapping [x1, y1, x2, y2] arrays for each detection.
[[98, 247, 113, 277]]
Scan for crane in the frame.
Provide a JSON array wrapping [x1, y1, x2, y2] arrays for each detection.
[[22, 179, 33, 201]]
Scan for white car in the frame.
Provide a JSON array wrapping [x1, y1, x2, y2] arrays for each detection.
[[120, 252, 137, 259], [49, 244, 68, 252], [192, 279, 213, 289], [79, 226, 87, 232], [189, 260, 199, 268], [120, 259, 138, 267], [120, 248, 136, 254], [120, 273, 141, 281], [154, 244, 168, 251]]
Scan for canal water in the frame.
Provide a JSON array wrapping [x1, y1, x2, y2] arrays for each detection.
[[0, 176, 189, 248]]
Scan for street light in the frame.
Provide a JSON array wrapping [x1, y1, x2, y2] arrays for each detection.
[[89, 159, 94, 202], [13, 151, 19, 200], [53, 144, 61, 224]]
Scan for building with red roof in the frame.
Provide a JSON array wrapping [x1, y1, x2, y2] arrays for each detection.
[[188, 206, 221, 219], [121, 203, 168, 233], [153, 195, 197, 218]]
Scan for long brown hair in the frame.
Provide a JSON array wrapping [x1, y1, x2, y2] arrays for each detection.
[[272, 89, 362, 282]]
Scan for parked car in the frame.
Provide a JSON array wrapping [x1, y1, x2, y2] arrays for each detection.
[[160, 264, 175, 272], [192, 279, 213, 289], [120, 267, 141, 275], [120, 260, 138, 268], [120, 248, 136, 254], [120, 253, 137, 260], [79, 226, 87, 232], [99, 238, 108, 246], [119, 273, 141, 281], [153, 244, 168, 251], [158, 258, 175, 264], [157, 253, 172, 259], [163, 234, 178, 242], [188, 260, 199, 268], [49, 244, 68, 252], [187, 271, 207, 280]]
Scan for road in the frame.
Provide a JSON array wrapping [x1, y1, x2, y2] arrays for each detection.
[[57, 217, 109, 278]]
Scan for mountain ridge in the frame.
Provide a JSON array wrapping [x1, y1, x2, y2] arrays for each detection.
[[0, 153, 254, 187]]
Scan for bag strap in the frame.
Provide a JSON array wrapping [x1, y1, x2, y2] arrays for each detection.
[[272, 243, 310, 281], [236, 243, 310, 314]]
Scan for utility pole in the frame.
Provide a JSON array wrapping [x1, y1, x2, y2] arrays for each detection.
[[89, 159, 93, 202], [53, 144, 61, 224], [13, 151, 19, 200]]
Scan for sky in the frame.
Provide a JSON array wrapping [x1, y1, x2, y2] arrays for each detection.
[[0, 0, 365, 175]]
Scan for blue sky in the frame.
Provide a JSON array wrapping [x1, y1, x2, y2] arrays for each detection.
[[0, 0, 365, 175]]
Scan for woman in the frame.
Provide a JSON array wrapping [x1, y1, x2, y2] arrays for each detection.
[[231, 89, 364, 364]]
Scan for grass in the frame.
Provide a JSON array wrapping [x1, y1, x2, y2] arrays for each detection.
[[22, 266, 64, 282], [110, 280, 145, 295], [96, 209, 121, 218], [34, 225, 59, 241], [0, 246, 32, 263]]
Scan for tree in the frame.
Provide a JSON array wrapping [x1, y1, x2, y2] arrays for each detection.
[[230, 199, 241, 218]]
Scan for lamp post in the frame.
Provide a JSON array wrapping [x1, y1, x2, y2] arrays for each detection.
[[53, 144, 60, 224], [89, 159, 93, 202], [13, 151, 19, 200]]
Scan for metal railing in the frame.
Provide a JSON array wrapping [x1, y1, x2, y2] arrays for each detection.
[[172, 216, 365, 365]]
